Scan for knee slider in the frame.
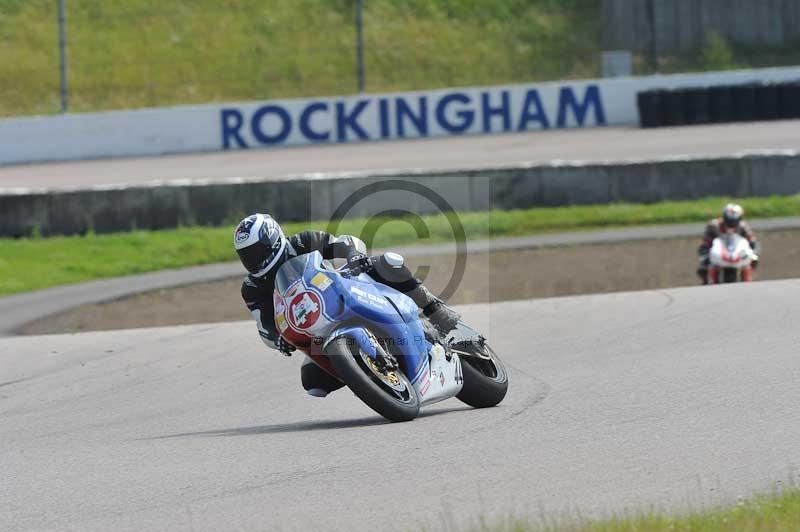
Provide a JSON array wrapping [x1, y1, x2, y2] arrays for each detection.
[[372, 252, 416, 289], [381, 252, 405, 269]]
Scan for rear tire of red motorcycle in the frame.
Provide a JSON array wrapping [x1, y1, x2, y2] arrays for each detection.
[[325, 336, 420, 422]]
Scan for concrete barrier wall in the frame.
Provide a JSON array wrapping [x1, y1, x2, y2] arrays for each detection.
[[2, 151, 799, 238], [3, 67, 800, 165]]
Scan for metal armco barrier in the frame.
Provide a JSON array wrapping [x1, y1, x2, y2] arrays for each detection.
[[3, 152, 800, 238], [638, 81, 800, 128]]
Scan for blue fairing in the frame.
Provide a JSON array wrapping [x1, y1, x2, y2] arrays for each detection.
[[277, 252, 431, 383], [325, 326, 376, 357]]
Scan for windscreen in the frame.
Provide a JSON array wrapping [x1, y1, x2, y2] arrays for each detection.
[[275, 254, 311, 296], [721, 232, 741, 249]]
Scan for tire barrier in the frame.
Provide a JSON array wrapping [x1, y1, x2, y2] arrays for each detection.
[[685, 88, 710, 125], [708, 85, 735, 124], [638, 80, 800, 128], [784, 82, 800, 119]]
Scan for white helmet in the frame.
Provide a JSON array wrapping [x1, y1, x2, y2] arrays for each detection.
[[722, 203, 744, 229], [233, 213, 287, 277]]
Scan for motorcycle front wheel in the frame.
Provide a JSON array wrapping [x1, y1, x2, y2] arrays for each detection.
[[325, 332, 420, 422], [723, 268, 739, 283]]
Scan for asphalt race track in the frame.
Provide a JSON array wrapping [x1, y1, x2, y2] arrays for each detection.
[[1, 121, 799, 189], [2, 280, 799, 531]]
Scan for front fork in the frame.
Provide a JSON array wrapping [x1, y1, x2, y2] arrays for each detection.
[[708, 266, 753, 284], [709, 266, 719, 284], [321, 325, 428, 384]]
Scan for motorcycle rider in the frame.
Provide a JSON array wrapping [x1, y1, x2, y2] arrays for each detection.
[[697, 203, 760, 284], [234, 213, 461, 397]]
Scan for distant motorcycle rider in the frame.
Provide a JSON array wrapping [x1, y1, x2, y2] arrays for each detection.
[[233, 213, 460, 397], [697, 203, 760, 284]]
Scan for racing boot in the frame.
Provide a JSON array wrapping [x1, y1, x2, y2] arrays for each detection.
[[407, 284, 460, 336], [301, 358, 344, 398], [697, 255, 710, 285]]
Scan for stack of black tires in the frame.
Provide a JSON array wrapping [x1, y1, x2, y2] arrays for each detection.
[[638, 81, 800, 128]]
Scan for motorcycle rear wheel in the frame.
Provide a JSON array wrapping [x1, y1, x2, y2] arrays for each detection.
[[453, 342, 508, 408], [326, 333, 420, 422]]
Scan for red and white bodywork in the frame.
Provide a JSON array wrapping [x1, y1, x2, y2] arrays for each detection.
[[708, 232, 758, 284]]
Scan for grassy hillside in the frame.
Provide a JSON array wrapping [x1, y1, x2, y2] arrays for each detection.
[[0, 0, 600, 116], [4, 1, 794, 118]]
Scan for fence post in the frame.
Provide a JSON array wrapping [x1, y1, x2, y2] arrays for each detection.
[[646, 0, 658, 72], [57, 0, 69, 112], [355, 0, 365, 92]]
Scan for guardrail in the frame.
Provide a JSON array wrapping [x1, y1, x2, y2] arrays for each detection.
[[2, 151, 799, 238]]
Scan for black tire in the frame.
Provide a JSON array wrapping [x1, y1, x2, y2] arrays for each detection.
[[455, 343, 508, 408], [723, 268, 738, 283], [325, 334, 420, 422]]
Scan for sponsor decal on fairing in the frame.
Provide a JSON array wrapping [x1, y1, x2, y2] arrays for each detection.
[[310, 272, 333, 291], [288, 292, 322, 330]]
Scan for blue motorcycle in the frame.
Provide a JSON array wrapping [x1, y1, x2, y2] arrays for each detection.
[[273, 251, 508, 422]]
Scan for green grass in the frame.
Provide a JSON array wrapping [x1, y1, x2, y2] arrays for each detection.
[[488, 488, 800, 531], [2, 195, 799, 296], [0, 0, 600, 117], [4, 1, 798, 117]]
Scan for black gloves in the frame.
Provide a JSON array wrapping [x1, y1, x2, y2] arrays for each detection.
[[347, 253, 373, 275], [272, 336, 296, 356]]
